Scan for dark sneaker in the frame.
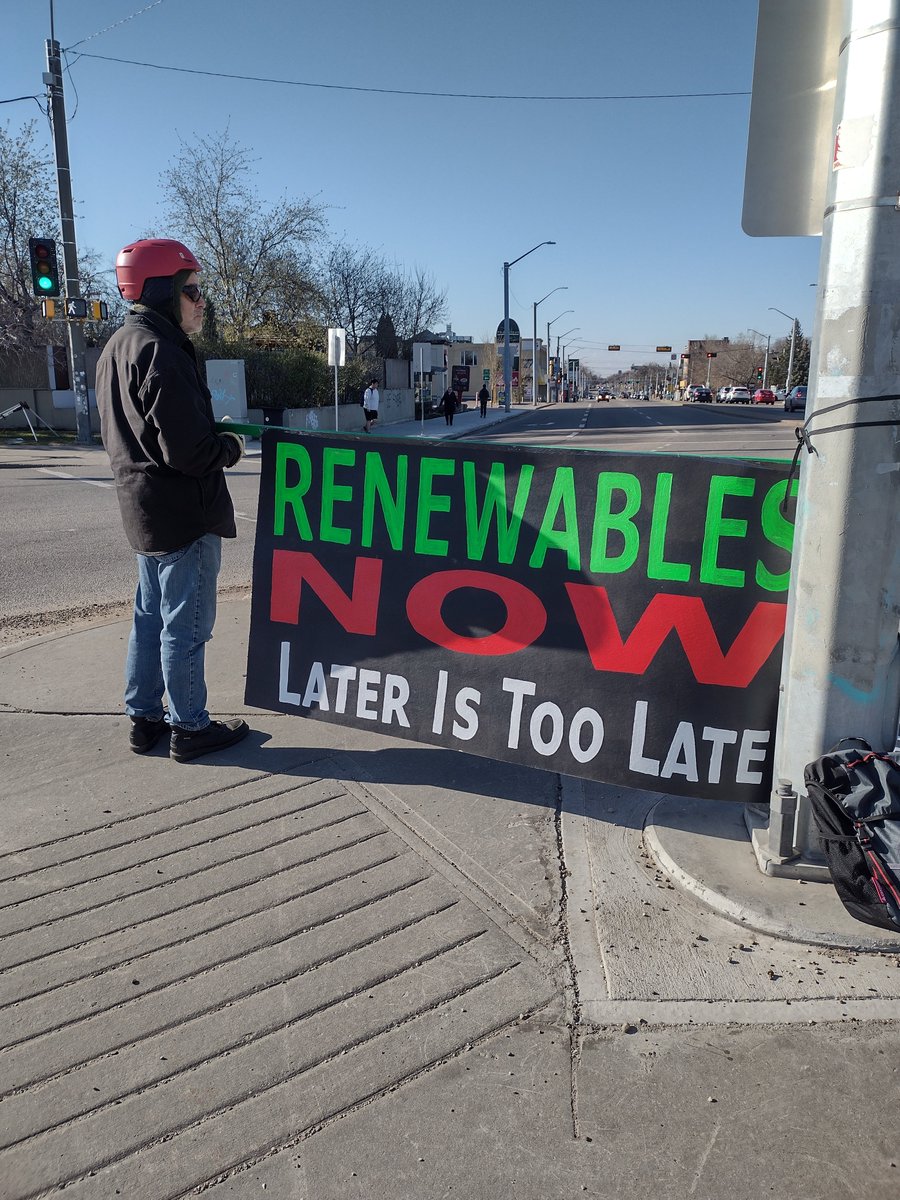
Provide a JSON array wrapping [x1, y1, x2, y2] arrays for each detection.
[[129, 715, 169, 754], [170, 718, 250, 763]]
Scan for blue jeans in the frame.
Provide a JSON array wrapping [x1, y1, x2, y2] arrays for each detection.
[[124, 534, 222, 731]]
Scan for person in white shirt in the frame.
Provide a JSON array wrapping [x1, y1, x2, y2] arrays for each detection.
[[363, 377, 380, 432]]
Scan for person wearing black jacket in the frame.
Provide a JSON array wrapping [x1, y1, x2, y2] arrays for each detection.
[[96, 238, 251, 762], [439, 386, 457, 426]]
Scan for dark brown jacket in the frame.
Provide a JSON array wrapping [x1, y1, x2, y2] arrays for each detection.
[[96, 309, 240, 553]]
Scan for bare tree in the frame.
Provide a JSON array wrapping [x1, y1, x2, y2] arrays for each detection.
[[321, 242, 448, 359], [321, 241, 383, 356], [163, 129, 326, 341], [386, 264, 447, 347], [0, 121, 59, 354]]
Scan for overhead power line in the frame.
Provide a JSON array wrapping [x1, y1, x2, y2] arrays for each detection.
[[65, 52, 751, 103], [65, 1, 172, 52]]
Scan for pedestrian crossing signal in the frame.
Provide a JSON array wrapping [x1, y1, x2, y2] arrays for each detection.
[[28, 237, 61, 298]]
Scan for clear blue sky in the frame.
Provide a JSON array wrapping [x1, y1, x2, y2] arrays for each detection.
[[4, 0, 821, 374]]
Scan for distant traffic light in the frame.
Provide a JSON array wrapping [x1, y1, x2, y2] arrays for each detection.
[[756, 366, 764, 384], [28, 237, 61, 298]]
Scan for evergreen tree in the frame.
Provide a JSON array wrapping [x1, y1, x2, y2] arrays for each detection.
[[374, 311, 398, 360]]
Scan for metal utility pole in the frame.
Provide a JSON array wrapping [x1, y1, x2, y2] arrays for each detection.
[[749, 328, 771, 388], [44, 33, 92, 445], [756, 0, 900, 874]]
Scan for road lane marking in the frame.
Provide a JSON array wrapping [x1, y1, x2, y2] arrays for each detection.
[[37, 468, 113, 489]]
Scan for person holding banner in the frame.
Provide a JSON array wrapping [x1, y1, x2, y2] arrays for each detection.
[[96, 238, 251, 763]]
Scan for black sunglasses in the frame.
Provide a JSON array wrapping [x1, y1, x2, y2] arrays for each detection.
[[181, 283, 203, 302]]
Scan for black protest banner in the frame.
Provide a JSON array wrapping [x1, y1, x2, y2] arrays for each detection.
[[245, 432, 796, 803]]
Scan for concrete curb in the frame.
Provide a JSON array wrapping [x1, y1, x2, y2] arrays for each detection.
[[643, 797, 900, 952]]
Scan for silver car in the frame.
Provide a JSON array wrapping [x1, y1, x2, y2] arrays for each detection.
[[784, 385, 807, 413]]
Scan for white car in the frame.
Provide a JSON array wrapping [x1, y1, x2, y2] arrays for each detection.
[[726, 386, 752, 403]]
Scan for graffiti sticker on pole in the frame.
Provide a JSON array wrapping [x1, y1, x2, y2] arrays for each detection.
[[246, 433, 796, 803]]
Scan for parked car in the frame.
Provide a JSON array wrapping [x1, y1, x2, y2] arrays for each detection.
[[726, 386, 752, 403], [784, 384, 808, 413], [691, 386, 713, 402], [752, 388, 776, 405], [716, 386, 731, 402]]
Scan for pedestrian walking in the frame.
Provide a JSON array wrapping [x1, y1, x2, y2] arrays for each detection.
[[363, 377, 380, 432], [439, 386, 457, 426], [96, 238, 251, 762], [477, 383, 490, 417]]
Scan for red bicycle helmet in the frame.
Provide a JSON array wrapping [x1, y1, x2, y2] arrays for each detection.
[[115, 238, 201, 301]]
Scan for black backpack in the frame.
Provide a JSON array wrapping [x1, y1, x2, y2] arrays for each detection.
[[805, 738, 900, 931]]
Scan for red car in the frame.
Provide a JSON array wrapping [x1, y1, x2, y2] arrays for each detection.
[[752, 388, 776, 405]]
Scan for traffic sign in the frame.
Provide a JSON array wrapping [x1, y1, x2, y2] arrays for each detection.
[[656, 345, 672, 352], [607, 344, 620, 351], [482, 369, 490, 382], [65, 297, 88, 319]]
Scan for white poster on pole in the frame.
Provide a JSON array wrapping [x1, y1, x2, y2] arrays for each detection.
[[327, 328, 346, 368]]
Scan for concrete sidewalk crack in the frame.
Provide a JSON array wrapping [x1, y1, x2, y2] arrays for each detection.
[[554, 773, 583, 1140]]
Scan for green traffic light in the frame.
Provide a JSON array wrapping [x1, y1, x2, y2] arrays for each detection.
[[38, 275, 53, 290]]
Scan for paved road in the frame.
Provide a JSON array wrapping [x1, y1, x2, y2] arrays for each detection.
[[473, 396, 803, 458]]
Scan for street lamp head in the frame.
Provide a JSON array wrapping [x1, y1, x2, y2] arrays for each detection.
[[548, 309, 574, 327], [508, 240, 556, 269], [768, 306, 797, 323], [535, 285, 568, 307]]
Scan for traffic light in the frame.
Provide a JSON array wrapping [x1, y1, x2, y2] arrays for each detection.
[[28, 237, 61, 298], [756, 366, 763, 384]]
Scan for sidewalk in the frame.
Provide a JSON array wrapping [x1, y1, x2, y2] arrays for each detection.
[[2, 402, 900, 1197]]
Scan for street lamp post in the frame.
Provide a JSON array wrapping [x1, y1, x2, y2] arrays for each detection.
[[562, 340, 584, 401], [556, 328, 579, 402], [547, 309, 574, 403], [532, 286, 567, 405], [749, 328, 771, 389], [769, 306, 798, 394], [503, 241, 555, 412]]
